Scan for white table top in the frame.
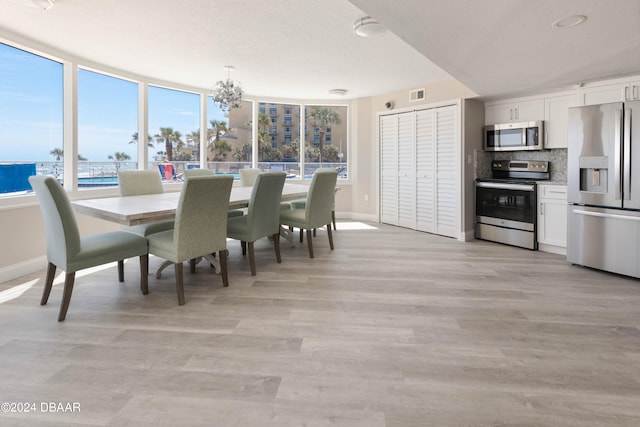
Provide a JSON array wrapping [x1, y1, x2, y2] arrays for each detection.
[[72, 183, 310, 226]]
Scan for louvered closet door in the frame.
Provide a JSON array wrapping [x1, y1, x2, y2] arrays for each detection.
[[435, 105, 458, 238], [380, 114, 398, 225], [397, 112, 416, 229], [415, 109, 435, 233]]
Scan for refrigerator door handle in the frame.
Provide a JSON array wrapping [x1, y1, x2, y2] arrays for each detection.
[[572, 208, 640, 222], [623, 108, 631, 200], [614, 109, 623, 200]]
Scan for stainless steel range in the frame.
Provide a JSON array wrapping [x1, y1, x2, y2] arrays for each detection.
[[475, 160, 550, 250]]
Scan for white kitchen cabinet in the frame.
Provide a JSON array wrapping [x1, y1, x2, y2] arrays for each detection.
[[537, 184, 567, 254], [578, 80, 640, 106], [544, 94, 576, 149], [484, 98, 544, 125]]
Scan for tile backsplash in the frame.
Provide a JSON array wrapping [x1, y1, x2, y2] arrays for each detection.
[[476, 148, 567, 183]]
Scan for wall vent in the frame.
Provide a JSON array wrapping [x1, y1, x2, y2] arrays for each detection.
[[409, 88, 425, 102]]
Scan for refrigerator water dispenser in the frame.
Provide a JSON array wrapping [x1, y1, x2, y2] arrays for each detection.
[[579, 156, 608, 193]]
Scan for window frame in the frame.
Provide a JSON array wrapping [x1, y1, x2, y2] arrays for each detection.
[[0, 37, 351, 209]]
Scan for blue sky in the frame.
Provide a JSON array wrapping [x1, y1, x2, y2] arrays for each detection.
[[0, 42, 226, 162]]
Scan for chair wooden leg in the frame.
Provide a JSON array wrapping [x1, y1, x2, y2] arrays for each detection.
[[117, 260, 124, 282], [332, 211, 337, 230], [58, 272, 75, 321], [248, 241, 256, 276], [273, 233, 282, 263], [306, 229, 314, 258], [220, 250, 229, 287], [190, 259, 197, 274], [41, 262, 56, 305], [299, 229, 304, 243], [241, 241, 247, 256], [313, 228, 317, 237], [140, 255, 149, 295], [327, 223, 334, 250], [175, 263, 185, 306]]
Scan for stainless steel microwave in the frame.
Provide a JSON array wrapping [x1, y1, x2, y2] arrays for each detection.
[[483, 121, 544, 151]]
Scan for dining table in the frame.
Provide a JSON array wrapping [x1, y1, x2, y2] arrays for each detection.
[[71, 182, 310, 226], [71, 182, 310, 278]]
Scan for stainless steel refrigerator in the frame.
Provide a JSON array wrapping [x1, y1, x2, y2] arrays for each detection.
[[567, 101, 640, 278]]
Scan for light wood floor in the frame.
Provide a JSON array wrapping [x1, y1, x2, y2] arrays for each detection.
[[1, 221, 639, 426]]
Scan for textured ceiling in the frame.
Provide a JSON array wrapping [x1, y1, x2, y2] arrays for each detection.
[[1, 0, 639, 101], [0, 0, 452, 100], [349, 0, 640, 99]]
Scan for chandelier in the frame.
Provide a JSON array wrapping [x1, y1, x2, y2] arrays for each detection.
[[212, 65, 243, 111]]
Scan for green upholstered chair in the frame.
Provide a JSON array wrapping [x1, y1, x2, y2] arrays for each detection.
[[290, 168, 338, 233], [279, 169, 338, 258], [183, 168, 244, 218], [29, 176, 149, 321], [147, 175, 233, 305], [227, 172, 286, 275], [239, 168, 262, 187], [183, 168, 212, 178], [118, 170, 175, 236]]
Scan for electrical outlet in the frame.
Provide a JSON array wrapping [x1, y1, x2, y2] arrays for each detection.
[[364, 194, 368, 202]]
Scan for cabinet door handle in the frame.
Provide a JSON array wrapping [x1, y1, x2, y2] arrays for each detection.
[[540, 202, 544, 215], [625, 86, 630, 101], [510, 108, 513, 121], [634, 85, 639, 100], [515, 107, 519, 120]]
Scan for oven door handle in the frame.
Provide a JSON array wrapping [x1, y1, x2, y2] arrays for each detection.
[[476, 182, 535, 191]]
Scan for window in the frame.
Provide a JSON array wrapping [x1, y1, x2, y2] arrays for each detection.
[[305, 105, 348, 178], [0, 39, 350, 200], [78, 69, 137, 189], [0, 43, 63, 195], [148, 86, 199, 180], [224, 100, 252, 172], [256, 102, 300, 175]]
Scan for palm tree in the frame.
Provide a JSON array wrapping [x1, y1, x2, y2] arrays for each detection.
[[107, 151, 131, 172], [256, 112, 276, 161], [49, 148, 64, 161], [207, 120, 231, 159], [309, 107, 341, 163], [129, 132, 155, 148], [154, 127, 183, 161]]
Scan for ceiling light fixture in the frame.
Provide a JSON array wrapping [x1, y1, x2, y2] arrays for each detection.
[[10, 0, 54, 9], [353, 16, 387, 38], [552, 14, 587, 28], [212, 65, 243, 111], [328, 89, 348, 97]]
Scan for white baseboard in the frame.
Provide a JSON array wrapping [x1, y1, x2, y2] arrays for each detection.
[[0, 256, 47, 284], [538, 243, 567, 256], [335, 211, 378, 223]]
